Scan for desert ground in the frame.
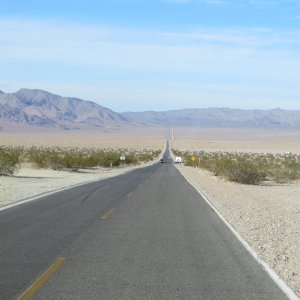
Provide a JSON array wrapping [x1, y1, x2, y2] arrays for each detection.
[[0, 127, 299, 296], [0, 126, 167, 150], [173, 139, 300, 154], [172, 127, 300, 154]]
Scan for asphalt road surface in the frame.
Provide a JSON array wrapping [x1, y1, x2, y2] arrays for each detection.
[[0, 144, 288, 299]]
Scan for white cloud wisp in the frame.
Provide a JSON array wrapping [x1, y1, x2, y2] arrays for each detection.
[[1, 19, 300, 110]]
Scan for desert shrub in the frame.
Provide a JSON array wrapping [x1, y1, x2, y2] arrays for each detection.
[[0, 149, 20, 176], [174, 148, 299, 185], [24, 147, 161, 171], [0, 146, 161, 172], [28, 151, 49, 168], [225, 161, 266, 185], [152, 150, 162, 157], [269, 161, 300, 183], [137, 152, 154, 163]]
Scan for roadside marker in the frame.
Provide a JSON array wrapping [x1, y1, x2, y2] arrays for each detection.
[[17, 257, 65, 300]]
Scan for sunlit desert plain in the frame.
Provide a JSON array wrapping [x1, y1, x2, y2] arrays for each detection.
[[172, 127, 300, 154]]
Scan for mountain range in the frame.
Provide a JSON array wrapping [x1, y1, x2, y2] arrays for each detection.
[[0, 89, 128, 130], [1, 88, 300, 130]]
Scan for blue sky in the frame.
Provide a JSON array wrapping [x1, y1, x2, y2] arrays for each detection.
[[1, 0, 300, 111]]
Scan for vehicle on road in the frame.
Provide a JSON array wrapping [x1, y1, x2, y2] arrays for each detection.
[[159, 158, 165, 163], [175, 156, 182, 163]]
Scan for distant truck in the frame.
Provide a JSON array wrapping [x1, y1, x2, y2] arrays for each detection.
[[175, 156, 182, 164]]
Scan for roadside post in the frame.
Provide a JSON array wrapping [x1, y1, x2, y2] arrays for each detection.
[[191, 155, 196, 168], [120, 155, 126, 167]]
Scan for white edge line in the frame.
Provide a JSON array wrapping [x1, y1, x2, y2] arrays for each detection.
[[178, 169, 299, 300], [0, 157, 161, 213]]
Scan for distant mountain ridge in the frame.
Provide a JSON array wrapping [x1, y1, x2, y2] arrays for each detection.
[[0, 89, 129, 129], [1, 88, 300, 129], [123, 107, 300, 128]]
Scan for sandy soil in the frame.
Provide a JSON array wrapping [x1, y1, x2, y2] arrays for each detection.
[[176, 164, 300, 297], [0, 135, 165, 150], [172, 139, 300, 154], [0, 125, 167, 149], [172, 127, 300, 154], [172, 127, 300, 141]]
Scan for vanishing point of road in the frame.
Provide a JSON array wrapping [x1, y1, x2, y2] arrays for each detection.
[[0, 142, 288, 299]]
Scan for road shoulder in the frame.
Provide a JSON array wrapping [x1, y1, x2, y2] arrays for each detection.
[[176, 164, 300, 299]]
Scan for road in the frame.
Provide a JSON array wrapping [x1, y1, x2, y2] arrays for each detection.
[[0, 143, 288, 299]]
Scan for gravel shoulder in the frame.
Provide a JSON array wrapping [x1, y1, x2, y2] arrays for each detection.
[[176, 164, 300, 297], [0, 161, 156, 208]]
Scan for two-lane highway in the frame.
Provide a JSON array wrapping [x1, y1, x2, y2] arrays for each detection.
[[0, 144, 288, 299]]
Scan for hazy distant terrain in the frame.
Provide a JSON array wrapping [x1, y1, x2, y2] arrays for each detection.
[[124, 108, 300, 128], [1, 88, 300, 131], [0, 89, 129, 130]]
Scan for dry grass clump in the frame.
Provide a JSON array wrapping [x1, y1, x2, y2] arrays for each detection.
[[0, 146, 161, 175], [0, 148, 20, 176], [173, 149, 300, 185]]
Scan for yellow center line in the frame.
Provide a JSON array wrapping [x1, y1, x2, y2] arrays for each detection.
[[17, 257, 65, 300], [101, 208, 116, 219]]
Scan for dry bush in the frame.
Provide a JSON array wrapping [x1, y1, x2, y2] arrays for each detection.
[[0, 148, 20, 176], [0, 146, 161, 172], [173, 149, 299, 185]]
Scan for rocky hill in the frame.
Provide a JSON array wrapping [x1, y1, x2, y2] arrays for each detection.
[[0, 89, 129, 129]]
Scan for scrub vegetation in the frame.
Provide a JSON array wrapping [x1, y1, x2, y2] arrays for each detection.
[[0, 146, 161, 175], [172, 149, 300, 185], [0, 148, 20, 176]]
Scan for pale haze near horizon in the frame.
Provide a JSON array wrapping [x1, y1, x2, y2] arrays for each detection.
[[0, 0, 300, 112]]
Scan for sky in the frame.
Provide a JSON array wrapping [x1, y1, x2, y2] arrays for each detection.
[[0, 0, 300, 112]]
